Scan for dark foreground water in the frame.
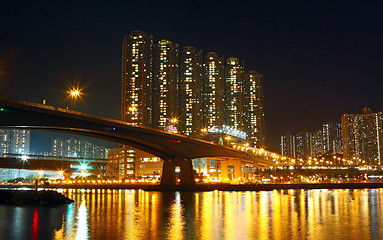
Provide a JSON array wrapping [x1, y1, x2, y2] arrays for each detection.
[[0, 188, 383, 240]]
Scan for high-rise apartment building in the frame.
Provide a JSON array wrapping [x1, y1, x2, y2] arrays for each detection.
[[295, 133, 305, 159], [225, 57, 244, 130], [0, 129, 30, 155], [121, 31, 153, 126], [280, 134, 295, 158], [121, 31, 265, 147], [179, 46, 203, 136], [342, 108, 383, 165], [281, 130, 324, 159], [302, 131, 312, 159], [0, 129, 30, 179], [52, 137, 107, 159], [203, 52, 225, 129], [322, 122, 342, 154], [310, 129, 324, 158], [153, 39, 179, 130], [244, 71, 265, 148]]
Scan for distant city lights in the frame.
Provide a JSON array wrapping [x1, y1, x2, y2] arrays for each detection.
[[208, 125, 247, 140]]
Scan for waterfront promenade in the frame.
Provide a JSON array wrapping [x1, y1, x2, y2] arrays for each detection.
[[2, 182, 383, 191]]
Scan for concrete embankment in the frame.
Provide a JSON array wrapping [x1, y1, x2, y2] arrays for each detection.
[[3, 182, 383, 191]]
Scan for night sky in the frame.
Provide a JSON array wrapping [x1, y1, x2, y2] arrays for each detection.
[[1, 1, 382, 152]]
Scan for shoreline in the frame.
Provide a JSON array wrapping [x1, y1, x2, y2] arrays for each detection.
[[0, 189, 74, 206], [2, 182, 383, 191]]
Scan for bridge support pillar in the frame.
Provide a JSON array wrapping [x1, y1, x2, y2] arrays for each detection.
[[160, 160, 176, 186], [177, 159, 195, 187], [220, 159, 229, 182], [233, 159, 241, 180], [160, 158, 195, 188], [220, 158, 241, 182], [63, 171, 73, 180]]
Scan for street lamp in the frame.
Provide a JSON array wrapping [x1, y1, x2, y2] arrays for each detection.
[[71, 90, 79, 97], [170, 118, 178, 125], [66, 83, 85, 109], [80, 163, 87, 171], [68, 88, 82, 101], [201, 128, 208, 138]]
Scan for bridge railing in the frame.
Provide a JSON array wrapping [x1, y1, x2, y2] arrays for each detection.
[[1, 97, 189, 136], [3, 97, 128, 126]]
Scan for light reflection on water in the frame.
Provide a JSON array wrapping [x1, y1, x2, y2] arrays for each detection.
[[0, 189, 382, 239]]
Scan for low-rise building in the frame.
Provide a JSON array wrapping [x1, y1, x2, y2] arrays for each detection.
[[107, 146, 163, 179]]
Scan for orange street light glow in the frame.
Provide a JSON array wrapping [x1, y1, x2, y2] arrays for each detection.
[[66, 82, 85, 103], [71, 90, 80, 97], [68, 88, 82, 99]]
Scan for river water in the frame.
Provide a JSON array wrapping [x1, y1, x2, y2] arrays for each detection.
[[0, 188, 382, 240]]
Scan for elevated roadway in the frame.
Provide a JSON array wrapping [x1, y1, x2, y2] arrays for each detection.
[[0, 97, 274, 185]]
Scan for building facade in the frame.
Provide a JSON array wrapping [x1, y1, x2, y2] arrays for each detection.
[[309, 130, 324, 158], [153, 40, 179, 130], [107, 145, 162, 179], [179, 46, 203, 136], [225, 57, 244, 130], [121, 31, 153, 126], [0, 129, 30, 179], [203, 52, 226, 130], [322, 122, 342, 155], [280, 129, 326, 160], [121, 30, 265, 147], [0, 129, 30, 155], [280, 134, 295, 158], [342, 109, 383, 165], [106, 146, 135, 178], [244, 71, 265, 148], [52, 137, 107, 159]]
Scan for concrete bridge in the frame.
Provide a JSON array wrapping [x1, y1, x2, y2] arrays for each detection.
[[0, 97, 274, 186]]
